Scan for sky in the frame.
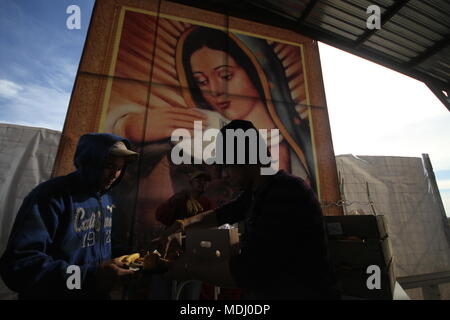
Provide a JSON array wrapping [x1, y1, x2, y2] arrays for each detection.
[[0, 0, 449, 216], [0, 0, 93, 129], [319, 43, 450, 217]]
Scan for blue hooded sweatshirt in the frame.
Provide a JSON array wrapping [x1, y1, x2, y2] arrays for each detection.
[[0, 133, 133, 299]]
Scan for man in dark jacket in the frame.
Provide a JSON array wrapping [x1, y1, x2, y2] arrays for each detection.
[[0, 133, 138, 299], [161, 120, 340, 300]]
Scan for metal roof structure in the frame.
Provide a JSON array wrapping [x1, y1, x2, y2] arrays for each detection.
[[169, 0, 450, 110]]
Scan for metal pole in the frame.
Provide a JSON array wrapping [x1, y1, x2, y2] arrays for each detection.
[[422, 153, 450, 247]]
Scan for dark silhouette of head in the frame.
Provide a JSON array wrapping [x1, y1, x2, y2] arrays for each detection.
[[217, 120, 271, 189]]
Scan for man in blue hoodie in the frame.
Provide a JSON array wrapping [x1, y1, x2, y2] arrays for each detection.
[[0, 133, 138, 299]]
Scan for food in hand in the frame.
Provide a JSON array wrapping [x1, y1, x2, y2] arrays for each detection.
[[118, 253, 140, 264], [117, 251, 164, 271], [130, 258, 145, 270], [115, 253, 142, 271]]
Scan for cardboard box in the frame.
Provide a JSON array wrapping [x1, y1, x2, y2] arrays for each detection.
[[185, 228, 239, 262], [337, 258, 396, 300], [167, 228, 240, 287], [324, 215, 388, 240], [328, 236, 395, 300], [328, 237, 393, 269]]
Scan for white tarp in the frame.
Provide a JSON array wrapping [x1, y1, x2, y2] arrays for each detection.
[[336, 155, 450, 300], [0, 123, 61, 299]]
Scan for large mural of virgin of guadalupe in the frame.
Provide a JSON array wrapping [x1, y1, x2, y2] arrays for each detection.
[[176, 27, 316, 185], [96, 8, 324, 248]]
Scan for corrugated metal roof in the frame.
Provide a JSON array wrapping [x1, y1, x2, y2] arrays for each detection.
[[168, 0, 450, 110]]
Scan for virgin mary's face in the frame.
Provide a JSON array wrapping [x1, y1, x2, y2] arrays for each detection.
[[190, 46, 260, 120]]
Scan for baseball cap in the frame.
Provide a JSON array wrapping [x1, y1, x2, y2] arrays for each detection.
[[109, 141, 139, 160]]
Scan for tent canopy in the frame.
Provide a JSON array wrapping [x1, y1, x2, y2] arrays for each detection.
[[169, 0, 450, 110]]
